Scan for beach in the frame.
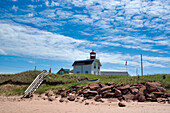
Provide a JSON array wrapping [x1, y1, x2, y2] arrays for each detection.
[[0, 95, 170, 113]]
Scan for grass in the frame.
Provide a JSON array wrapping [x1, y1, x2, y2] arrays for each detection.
[[0, 70, 170, 96]]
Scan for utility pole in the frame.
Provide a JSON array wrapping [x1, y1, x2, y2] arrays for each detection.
[[141, 54, 143, 76]]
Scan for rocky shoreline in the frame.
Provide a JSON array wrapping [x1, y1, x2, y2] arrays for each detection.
[[40, 81, 170, 107]]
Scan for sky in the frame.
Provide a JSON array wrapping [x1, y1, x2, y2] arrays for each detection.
[[0, 0, 170, 75]]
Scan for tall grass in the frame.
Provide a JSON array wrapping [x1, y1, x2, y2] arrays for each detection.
[[0, 71, 169, 96]]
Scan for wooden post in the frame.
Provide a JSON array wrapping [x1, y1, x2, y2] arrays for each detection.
[[141, 54, 143, 76]]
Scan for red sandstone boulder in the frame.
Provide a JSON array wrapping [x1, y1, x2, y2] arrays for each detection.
[[118, 102, 126, 107], [123, 93, 135, 101], [48, 96, 55, 101], [89, 83, 100, 91], [83, 90, 98, 98], [118, 85, 130, 90], [164, 93, 170, 97], [60, 91, 67, 97], [138, 86, 146, 95], [138, 95, 146, 102], [98, 83, 107, 88], [153, 92, 164, 96], [115, 89, 122, 97], [67, 95, 76, 101], [100, 86, 113, 92], [45, 90, 54, 97], [145, 82, 161, 92], [102, 93, 115, 98], [131, 88, 139, 95]]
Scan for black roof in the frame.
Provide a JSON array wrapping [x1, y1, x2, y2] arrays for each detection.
[[72, 59, 95, 66]]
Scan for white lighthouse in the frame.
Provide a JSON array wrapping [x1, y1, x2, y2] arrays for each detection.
[[72, 50, 101, 75]]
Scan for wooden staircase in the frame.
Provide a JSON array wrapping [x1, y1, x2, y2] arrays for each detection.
[[22, 71, 49, 98]]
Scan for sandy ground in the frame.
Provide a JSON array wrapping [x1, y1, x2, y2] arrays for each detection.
[[0, 96, 170, 113]]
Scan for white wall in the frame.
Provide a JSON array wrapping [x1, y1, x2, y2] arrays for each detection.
[[100, 71, 129, 76], [73, 65, 92, 74], [73, 59, 101, 75], [91, 60, 100, 75]]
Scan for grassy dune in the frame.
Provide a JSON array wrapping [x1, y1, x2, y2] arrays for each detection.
[[0, 70, 169, 96]]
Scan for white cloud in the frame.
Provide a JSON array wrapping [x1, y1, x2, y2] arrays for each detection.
[[1, 21, 169, 70], [45, 0, 49, 7], [0, 22, 94, 61], [28, 13, 34, 17], [12, 5, 18, 12], [28, 60, 35, 63], [0, 49, 7, 55]]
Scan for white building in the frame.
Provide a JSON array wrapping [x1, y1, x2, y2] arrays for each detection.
[[72, 50, 102, 75], [100, 71, 129, 76]]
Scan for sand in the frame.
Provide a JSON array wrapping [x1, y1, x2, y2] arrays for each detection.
[[0, 96, 170, 113]]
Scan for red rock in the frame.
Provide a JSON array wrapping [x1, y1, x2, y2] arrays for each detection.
[[138, 86, 147, 95], [85, 101, 89, 105], [121, 89, 129, 95], [157, 98, 166, 103], [157, 87, 166, 92], [145, 82, 161, 92], [138, 95, 146, 102], [89, 83, 100, 91], [83, 90, 98, 98], [67, 95, 76, 101], [82, 85, 89, 90], [102, 93, 115, 98], [48, 96, 55, 101], [153, 92, 164, 96], [60, 91, 67, 97], [131, 88, 139, 95], [59, 98, 64, 102], [94, 95, 101, 102], [100, 86, 112, 92], [101, 90, 112, 95], [123, 93, 135, 101], [45, 90, 54, 97], [106, 82, 115, 86], [118, 102, 126, 107], [118, 85, 130, 90], [115, 89, 122, 97], [98, 83, 107, 88], [164, 93, 170, 97]]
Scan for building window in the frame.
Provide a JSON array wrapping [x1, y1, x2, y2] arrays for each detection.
[[94, 71, 96, 75], [77, 71, 80, 73], [85, 71, 88, 74], [98, 66, 100, 69], [94, 63, 96, 69]]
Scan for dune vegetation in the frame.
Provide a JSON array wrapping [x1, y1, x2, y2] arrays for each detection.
[[0, 70, 169, 96]]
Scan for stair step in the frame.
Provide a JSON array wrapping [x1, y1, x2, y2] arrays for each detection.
[[22, 71, 49, 98]]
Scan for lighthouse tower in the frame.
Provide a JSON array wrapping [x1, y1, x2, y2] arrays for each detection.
[[72, 50, 101, 75], [90, 50, 96, 59]]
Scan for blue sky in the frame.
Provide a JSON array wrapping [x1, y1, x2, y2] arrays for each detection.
[[0, 0, 170, 75]]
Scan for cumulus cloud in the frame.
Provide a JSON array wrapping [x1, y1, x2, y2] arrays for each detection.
[[1, 21, 169, 70], [0, 0, 170, 74], [0, 22, 92, 61]]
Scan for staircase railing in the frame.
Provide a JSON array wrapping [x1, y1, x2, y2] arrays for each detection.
[[22, 71, 49, 98]]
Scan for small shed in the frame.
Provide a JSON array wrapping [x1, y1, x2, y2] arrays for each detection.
[[57, 68, 70, 75]]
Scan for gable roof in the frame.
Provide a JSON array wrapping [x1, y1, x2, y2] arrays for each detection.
[[72, 59, 102, 66], [57, 68, 70, 74], [64, 69, 70, 72]]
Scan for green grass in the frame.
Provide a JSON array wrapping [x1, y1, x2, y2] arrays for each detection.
[[0, 70, 170, 96]]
